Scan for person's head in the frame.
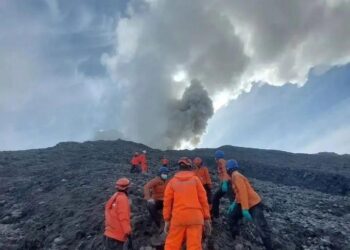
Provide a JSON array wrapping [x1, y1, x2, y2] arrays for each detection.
[[177, 157, 192, 170], [158, 166, 170, 180], [214, 150, 224, 161], [226, 159, 239, 175], [193, 157, 203, 168], [115, 177, 131, 192], [134, 152, 139, 156], [142, 150, 147, 154], [161, 158, 169, 166]]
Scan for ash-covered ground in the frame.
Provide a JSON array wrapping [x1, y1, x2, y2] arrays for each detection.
[[0, 140, 349, 250]]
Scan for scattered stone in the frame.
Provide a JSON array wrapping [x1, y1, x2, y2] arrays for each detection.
[[0, 140, 349, 249], [11, 210, 22, 219], [53, 236, 64, 245]]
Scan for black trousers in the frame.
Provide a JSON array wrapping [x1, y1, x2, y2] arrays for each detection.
[[229, 203, 272, 250], [147, 200, 163, 228], [212, 182, 234, 218], [104, 236, 124, 250], [130, 165, 141, 173], [204, 184, 212, 205]]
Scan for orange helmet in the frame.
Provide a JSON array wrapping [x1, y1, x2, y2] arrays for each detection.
[[115, 178, 130, 190], [161, 158, 169, 165], [178, 157, 192, 167], [193, 157, 202, 166]]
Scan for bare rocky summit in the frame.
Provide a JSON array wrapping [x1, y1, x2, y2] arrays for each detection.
[[0, 139, 349, 249]]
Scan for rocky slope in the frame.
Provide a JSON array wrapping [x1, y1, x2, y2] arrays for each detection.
[[0, 140, 349, 250]]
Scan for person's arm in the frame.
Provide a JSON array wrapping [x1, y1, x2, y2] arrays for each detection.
[[116, 196, 131, 235]]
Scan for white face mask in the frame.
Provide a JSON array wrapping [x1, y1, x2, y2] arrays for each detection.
[[161, 174, 168, 180]]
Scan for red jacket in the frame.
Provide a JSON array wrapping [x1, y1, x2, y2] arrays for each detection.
[[139, 154, 148, 172], [163, 171, 210, 226], [130, 156, 139, 165], [104, 192, 131, 242]]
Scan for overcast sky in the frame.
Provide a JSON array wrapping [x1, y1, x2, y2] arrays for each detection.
[[1, 0, 349, 153]]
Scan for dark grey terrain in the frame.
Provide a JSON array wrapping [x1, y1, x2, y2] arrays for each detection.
[[0, 140, 349, 250]]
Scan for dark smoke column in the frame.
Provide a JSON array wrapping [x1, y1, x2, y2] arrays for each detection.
[[165, 79, 214, 149]]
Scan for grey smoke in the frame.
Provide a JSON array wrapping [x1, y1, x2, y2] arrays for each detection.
[[165, 79, 214, 149], [1, 0, 350, 150], [103, 0, 350, 149]]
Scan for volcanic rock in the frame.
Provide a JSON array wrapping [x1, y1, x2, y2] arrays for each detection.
[[0, 139, 349, 249]]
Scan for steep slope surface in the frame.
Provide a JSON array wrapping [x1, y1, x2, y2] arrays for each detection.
[[0, 140, 349, 249]]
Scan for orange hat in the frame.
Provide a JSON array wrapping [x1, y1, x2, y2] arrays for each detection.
[[161, 158, 169, 165], [115, 178, 130, 190], [178, 157, 192, 167], [193, 157, 202, 166]]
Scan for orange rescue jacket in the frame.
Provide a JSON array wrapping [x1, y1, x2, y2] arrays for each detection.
[[131, 156, 139, 165], [139, 154, 148, 171], [193, 166, 212, 188], [104, 192, 131, 242], [231, 171, 261, 210], [217, 158, 230, 181], [163, 171, 210, 226], [144, 176, 168, 201]]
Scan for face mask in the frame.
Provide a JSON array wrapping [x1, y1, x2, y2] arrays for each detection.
[[161, 174, 168, 180]]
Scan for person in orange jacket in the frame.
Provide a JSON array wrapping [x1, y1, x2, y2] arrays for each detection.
[[144, 166, 170, 228], [226, 159, 272, 250], [104, 178, 132, 250], [139, 150, 148, 173], [163, 157, 212, 250], [130, 152, 141, 173], [193, 157, 212, 208], [212, 150, 233, 218]]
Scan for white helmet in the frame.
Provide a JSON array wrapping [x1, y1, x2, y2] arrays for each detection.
[[142, 150, 147, 154]]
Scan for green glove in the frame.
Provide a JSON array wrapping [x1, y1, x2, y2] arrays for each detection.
[[221, 181, 228, 192], [242, 209, 253, 221], [227, 202, 237, 215]]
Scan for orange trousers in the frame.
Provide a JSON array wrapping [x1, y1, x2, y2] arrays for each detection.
[[165, 224, 203, 250]]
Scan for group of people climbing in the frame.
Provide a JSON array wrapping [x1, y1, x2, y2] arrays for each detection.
[[104, 150, 272, 250], [130, 150, 148, 173]]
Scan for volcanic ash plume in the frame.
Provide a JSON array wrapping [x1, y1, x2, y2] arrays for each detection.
[[165, 79, 214, 149]]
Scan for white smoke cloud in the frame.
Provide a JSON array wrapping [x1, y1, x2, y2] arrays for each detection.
[[103, 0, 350, 148], [1, 0, 350, 150]]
